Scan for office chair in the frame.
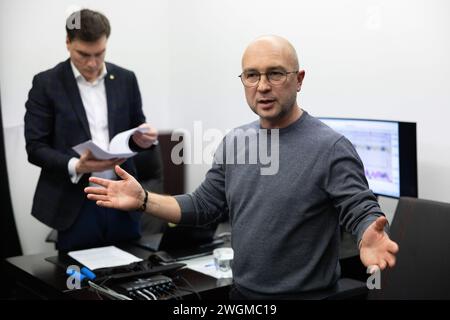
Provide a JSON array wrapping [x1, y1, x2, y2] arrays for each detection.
[[135, 132, 186, 236], [133, 143, 166, 235], [368, 197, 450, 299]]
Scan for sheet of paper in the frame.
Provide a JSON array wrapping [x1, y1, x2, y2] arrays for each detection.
[[72, 127, 148, 160], [68, 246, 143, 270], [179, 254, 233, 279], [109, 127, 147, 154]]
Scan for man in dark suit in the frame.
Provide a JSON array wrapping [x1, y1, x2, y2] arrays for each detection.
[[24, 9, 158, 251]]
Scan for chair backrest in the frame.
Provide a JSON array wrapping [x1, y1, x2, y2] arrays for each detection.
[[134, 132, 185, 236], [133, 131, 185, 195], [157, 131, 185, 196], [133, 144, 164, 191], [369, 197, 450, 299]]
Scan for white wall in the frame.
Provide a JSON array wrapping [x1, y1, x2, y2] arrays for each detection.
[[0, 0, 170, 254], [1, 0, 449, 254], [167, 0, 450, 206]]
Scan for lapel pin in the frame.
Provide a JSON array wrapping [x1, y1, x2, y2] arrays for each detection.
[[109, 74, 115, 80]]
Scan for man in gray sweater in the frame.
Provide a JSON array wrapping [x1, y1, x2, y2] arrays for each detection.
[[85, 35, 399, 299]]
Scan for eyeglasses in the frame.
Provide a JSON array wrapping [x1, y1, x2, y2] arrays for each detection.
[[239, 70, 298, 87]]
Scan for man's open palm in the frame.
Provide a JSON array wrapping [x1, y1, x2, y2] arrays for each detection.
[[360, 216, 399, 272], [85, 165, 143, 211]]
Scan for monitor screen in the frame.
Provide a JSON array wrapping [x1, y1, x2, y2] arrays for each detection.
[[319, 117, 417, 198]]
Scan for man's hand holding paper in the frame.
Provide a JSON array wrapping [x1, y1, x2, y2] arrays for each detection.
[[75, 150, 126, 174], [131, 123, 158, 149], [72, 124, 158, 161]]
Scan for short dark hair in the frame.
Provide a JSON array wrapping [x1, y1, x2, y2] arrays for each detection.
[[66, 9, 111, 42]]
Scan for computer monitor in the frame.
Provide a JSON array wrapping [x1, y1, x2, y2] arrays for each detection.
[[318, 117, 418, 198], [135, 222, 222, 259]]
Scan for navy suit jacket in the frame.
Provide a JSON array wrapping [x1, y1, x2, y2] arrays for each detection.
[[24, 59, 146, 231]]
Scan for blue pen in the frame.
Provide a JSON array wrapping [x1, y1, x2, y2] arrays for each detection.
[[81, 267, 96, 280]]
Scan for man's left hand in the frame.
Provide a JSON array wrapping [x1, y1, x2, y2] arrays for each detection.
[[132, 123, 158, 149], [359, 216, 399, 273]]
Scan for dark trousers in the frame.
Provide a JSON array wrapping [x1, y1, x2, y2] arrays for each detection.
[[229, 285, 249, 300], [229, 283, 342, 300], [57, 199, 141, 251]]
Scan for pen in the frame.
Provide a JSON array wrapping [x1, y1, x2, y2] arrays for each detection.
[[81, 267, 96, 280]]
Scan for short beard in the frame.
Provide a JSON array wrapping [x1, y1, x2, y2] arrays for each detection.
[[257, 96, 297, 122]]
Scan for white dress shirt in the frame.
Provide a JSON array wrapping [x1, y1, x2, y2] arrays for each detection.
[[68, 61, 116, 183]]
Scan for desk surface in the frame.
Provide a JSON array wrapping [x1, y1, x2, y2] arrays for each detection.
[[5, 245, 232, 300]]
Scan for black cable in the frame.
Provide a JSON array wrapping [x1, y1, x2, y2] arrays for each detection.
[[160, 287, 182, 300], [174, 275, 202, 300], [99, 275, 112, 286], [172, 283, 185, 300]]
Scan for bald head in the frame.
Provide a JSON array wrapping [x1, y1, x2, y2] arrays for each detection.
[[242, 35, 299, 71], [240, 35, 305, 129]]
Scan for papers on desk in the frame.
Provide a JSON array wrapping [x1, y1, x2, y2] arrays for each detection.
[[178, 254, 233, 279], [68, 246, 143, 270], [72, 127, 148, 160]]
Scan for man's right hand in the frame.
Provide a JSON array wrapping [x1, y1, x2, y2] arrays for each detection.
[[85, 165, 182, 223], [75, 150, 126, 174], [85, 165, 144, 211]]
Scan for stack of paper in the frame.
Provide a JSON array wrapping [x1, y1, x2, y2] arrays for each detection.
[[179, 254, 233, 279], [68, 246, 143, 270], [72, 127, 149, 160]]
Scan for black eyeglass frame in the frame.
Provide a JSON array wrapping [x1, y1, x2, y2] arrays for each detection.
[[238, 70, 299, 87]]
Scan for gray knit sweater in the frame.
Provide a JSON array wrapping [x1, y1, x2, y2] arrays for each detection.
[[175, 111, 384, 295]]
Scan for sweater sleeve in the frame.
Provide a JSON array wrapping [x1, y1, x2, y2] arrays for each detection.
[[174, 144, 227, 226], [324, 136, 388, 245]]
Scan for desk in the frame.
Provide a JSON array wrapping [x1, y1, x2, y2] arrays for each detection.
[[5, 230, 364, 300], [4, 245, 232, 300]]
